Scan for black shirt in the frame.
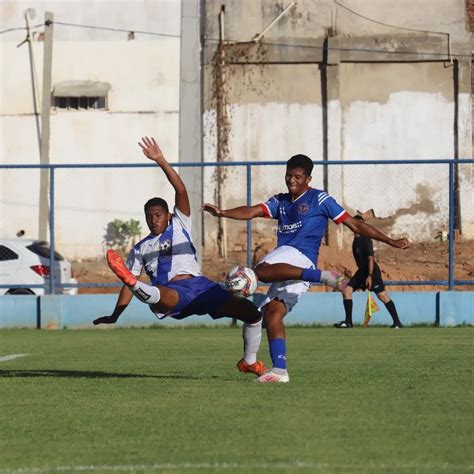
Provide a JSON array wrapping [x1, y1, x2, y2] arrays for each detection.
[[352, 234, 377, 272]]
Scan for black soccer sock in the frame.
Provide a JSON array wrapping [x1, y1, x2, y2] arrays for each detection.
[[384, 300, 401, 325], [343, 299, 353, 325]]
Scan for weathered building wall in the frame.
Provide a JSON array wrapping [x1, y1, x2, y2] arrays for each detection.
[[204, 0, 469, 43], [336, 62, 454, 242], [203, 62, 325, 251], [0, 1, 181, 257], [203, 0, 473, 255]]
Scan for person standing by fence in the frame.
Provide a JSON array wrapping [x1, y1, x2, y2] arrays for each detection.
[[334, 215, 403, 329]]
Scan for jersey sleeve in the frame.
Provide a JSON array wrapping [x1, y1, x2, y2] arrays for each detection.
[[173, 205, 192, 233], [126, 245, 144, 276], [259, 194, 280, 219], [318, 193, 349, 224]]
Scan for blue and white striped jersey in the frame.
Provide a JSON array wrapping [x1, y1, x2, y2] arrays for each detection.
[[260, 188, 349, 265], [126, 207, 201, 286]]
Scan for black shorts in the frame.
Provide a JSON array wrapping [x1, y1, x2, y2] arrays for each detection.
[[347, 267, 385, 294]]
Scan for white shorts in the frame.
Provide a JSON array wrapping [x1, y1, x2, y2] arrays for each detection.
[[256, 245, 315, 313]]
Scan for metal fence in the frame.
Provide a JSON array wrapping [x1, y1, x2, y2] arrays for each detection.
[[1, 159, 473, 293]]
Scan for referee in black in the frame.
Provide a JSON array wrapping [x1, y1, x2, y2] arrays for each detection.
[[334, 215, 403, 329]]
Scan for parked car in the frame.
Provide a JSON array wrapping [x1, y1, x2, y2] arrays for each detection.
[[0, 239, 78, 295]]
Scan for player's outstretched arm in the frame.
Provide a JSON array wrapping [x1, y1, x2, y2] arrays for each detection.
[[202, 203, 265, 220], [93, 285, 133, 325], [139, 136, 190, 216], [343, 215, 409, 249]]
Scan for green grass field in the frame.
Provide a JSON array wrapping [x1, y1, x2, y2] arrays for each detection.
[[0, 327, 472, 474]]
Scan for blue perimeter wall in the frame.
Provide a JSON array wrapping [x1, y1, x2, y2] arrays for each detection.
[[0, 292, 472, 329]]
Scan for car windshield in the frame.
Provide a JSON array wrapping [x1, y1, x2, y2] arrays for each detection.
[[26, 241, 65, 261]]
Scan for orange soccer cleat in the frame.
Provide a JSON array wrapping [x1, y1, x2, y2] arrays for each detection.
[[106, 249, 137, 287], [236, 358, 267, 377]]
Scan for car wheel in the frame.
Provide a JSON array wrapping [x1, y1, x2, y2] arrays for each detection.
[[6, 289, 35, 295]]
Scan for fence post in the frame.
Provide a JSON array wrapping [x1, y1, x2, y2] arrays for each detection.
[[246, 164, 252, 268], [448, 161, 455, 291], [49, 167, 56, 294]]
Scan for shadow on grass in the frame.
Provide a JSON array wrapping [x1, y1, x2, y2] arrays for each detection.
[[0, 369, 230, 380]]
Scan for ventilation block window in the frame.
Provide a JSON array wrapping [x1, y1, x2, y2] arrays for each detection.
[[52, 80, 111, 111]]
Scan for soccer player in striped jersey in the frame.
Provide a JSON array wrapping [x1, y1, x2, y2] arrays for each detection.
[[93, 137, 266, 378], [203, 154, 409, 383]]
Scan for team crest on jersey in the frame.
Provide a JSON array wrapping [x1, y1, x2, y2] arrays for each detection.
[[298, 203, 309, 215], [159, 238, 172, 254]]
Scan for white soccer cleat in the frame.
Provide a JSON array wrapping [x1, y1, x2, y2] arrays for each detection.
[[255, 371, 290, 383], [321, 271, 349, 291]]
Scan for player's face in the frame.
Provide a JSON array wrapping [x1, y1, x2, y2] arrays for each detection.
[[145, 205, 170, 235], [285, 167, 311, 197]]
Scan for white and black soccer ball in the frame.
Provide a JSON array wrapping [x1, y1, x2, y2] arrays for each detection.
[[224, 266, 258, 297]]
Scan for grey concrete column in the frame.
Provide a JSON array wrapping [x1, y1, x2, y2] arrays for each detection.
[[455, 59, 472, 237], [39, 12, 54, 242], [179, 0, 203, 260], [325, 63, 345, 248], [457, 60, 472, 159]]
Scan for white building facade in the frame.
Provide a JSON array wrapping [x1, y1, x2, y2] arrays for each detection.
[[1, 0, 182, 257]]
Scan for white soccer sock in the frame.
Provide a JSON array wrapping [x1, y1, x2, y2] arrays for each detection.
[[243, 320, 262, 365], [131, 280, 161, 304]]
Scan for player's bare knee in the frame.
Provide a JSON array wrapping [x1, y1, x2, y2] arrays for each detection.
[[343, 286, 353, 299], [262, 301, 286, 323], [255, 263, 272, 283]]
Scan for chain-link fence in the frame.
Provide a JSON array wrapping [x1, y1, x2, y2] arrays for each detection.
[[1, 159, 473, 293]]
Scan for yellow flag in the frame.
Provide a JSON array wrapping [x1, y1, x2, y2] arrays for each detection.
[[363, 292, 380, 328]]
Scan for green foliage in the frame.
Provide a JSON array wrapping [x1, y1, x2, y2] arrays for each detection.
[[103, 218, 142, 255], [0, 327, 472, 472]]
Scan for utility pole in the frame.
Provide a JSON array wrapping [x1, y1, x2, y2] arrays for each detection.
[[38, 12, 53, 241], [24, 8, 41, 156]]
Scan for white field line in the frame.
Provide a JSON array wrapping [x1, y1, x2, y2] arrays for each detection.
[[0, 354, 29, 363], [0, 461, 472, 473]]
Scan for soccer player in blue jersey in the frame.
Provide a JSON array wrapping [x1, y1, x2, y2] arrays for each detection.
[[203, 154, 409, 383], [93, 137, 267, 378]]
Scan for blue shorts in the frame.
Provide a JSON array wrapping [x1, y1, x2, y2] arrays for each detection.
[[152, 276, 231, 320]]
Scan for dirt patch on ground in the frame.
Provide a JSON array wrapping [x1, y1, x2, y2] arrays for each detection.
[[73, 240, 474, 294]]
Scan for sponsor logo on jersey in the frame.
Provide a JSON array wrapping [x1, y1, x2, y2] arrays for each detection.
[[279, 221, 303, 234]]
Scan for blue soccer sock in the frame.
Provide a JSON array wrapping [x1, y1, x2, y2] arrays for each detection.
[[269, 338, 287, 371], [301, 268, 322, 282]]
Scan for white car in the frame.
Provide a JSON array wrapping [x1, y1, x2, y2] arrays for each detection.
[[0, 239, 78, 295]]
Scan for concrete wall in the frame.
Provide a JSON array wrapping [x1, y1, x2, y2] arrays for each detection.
[[202, 0, 474, 252], [0, 291, 472, 328], [0, 1, 181, 257], [204, 0, 470, 44]]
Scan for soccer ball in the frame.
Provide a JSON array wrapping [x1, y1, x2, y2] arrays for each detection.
[[224, 266, 258, 297]]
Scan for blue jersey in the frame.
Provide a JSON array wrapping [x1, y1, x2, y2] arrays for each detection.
[[260, 188, 349, 265]]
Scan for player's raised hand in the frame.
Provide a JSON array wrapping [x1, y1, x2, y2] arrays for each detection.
[[202, 203, 224, 217], [139, 137, 165, 163], [391, 237, 409, 249], [93, 315, 119, 325]]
